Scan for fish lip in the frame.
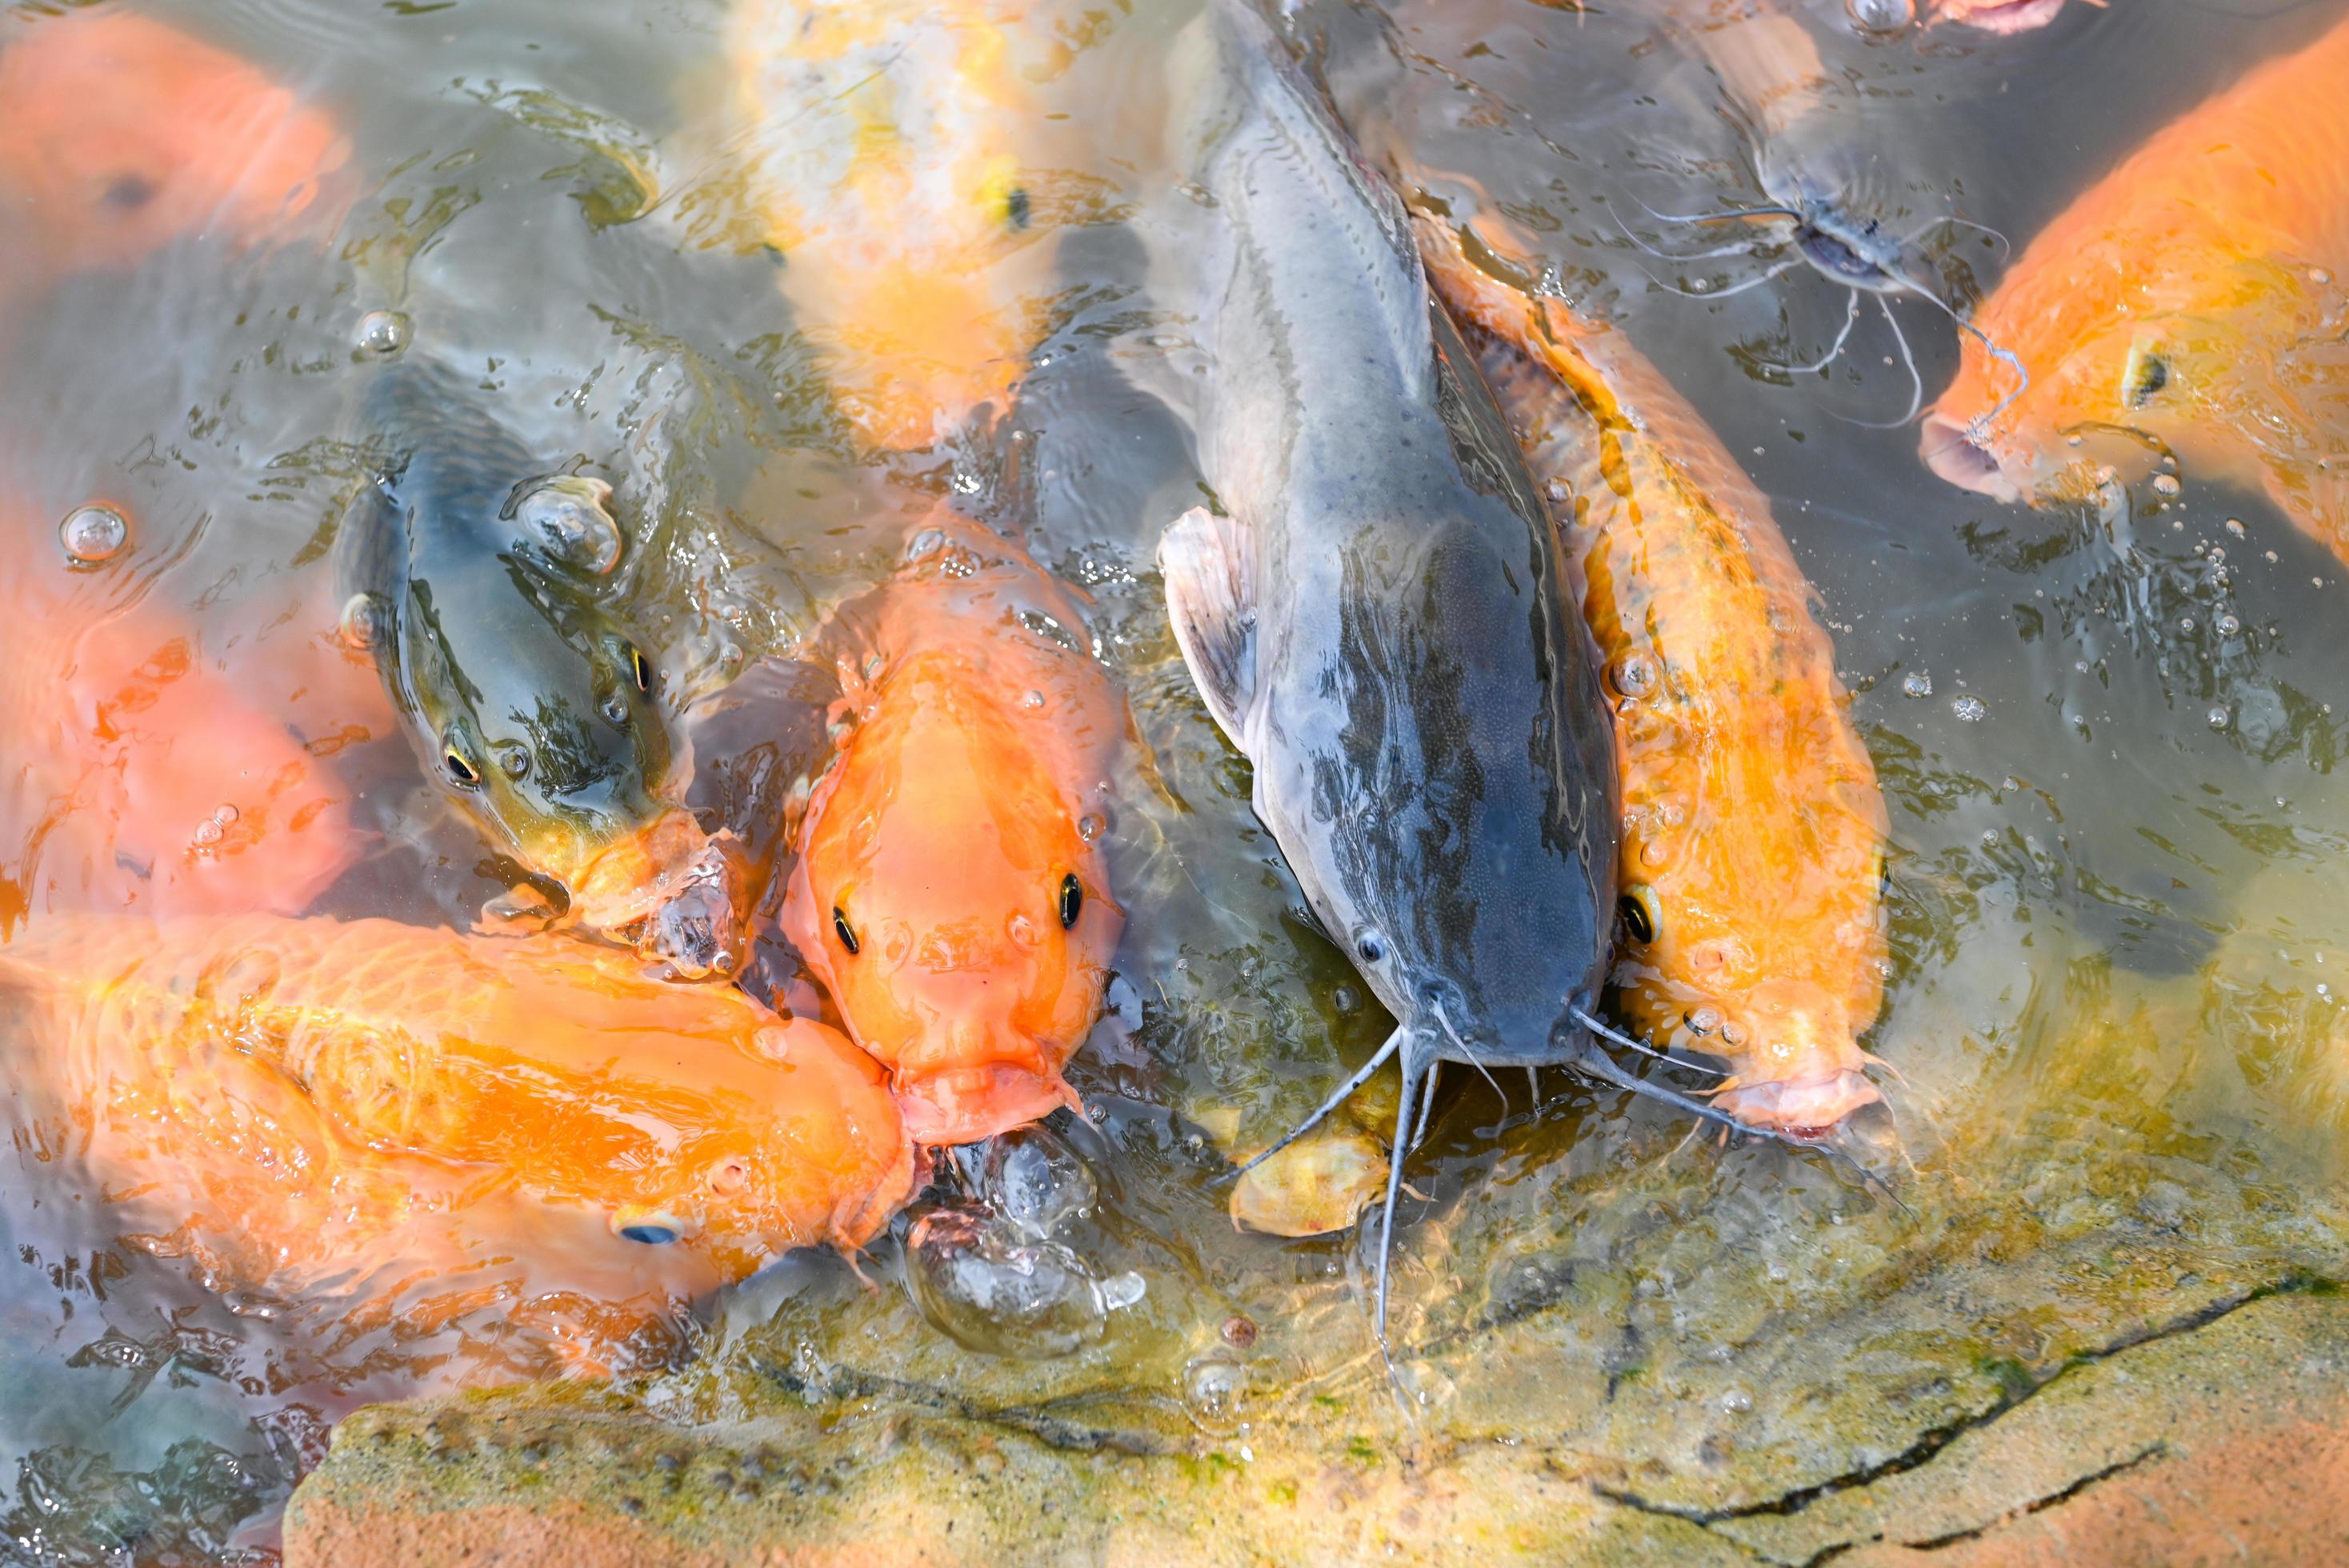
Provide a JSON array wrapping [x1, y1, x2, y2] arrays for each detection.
[[1715, 1070, 1883, 1134], [1933, 0, 2066, 31], [1919, 414, 2027, 503], [897, 1065, 1082, 1147]]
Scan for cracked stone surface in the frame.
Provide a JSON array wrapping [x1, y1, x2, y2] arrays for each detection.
[[284, 776, 2349, 1563]]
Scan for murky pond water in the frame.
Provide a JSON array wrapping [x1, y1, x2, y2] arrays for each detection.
[[4, 0, 2348, 1558]]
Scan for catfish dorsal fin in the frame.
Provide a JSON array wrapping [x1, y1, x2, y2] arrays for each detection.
[[1157, 505, 1259, 754]]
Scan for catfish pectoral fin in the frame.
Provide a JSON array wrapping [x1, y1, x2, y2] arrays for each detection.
[[1157, 504, 1259, 753]]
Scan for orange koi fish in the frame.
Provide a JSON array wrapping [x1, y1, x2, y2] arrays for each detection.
[[781, 518, 1126, 1146], [0, 10, 351, 292], [1923, 14, 2349, 552], [711, 0, 1075, 452], [2, 538, 366, 930], [0, 914, 915, 1381], [1411, 193, 1891, 1134]]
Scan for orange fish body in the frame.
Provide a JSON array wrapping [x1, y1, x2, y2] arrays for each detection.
[[0, 914, 914, 1380], [1, 544, 370, 931], [782, 520, 1125, 1146], [1413, 204, 1890, 1134], [0, 10, 352, 294], [715, 0, 1070, 451], [1923, 15, 2349, 550]]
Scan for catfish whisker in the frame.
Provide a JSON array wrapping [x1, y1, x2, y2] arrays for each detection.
[[1907, 213, 2011, 258], [1575, 1007, 1730, 1076], [1613, 206, 1775, 263], [1229, 1026, 1406, 1179], [1650, 257, 1800, 301], [1627, 192, 1807, 226], [1879, 272, 2033, 426], [1775, 288, 1864, 377], [1837, 295, 1924, 428]]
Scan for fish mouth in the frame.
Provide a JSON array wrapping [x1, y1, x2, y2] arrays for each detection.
[[1920, 414, 2027, 503], [1934, 0, 2066, 32], [897, 1065, 1082, 1147], [562, 810, 747, 978], [1714, 1070, 1883, 1138]]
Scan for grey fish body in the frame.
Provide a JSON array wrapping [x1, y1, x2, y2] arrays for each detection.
[[341, 365, 734, 972], [1148, 1, 1644, 1353], [1154, 0, 1617, 1074]]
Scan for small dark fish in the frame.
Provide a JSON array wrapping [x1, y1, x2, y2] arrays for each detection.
[[341, 364, 741, 976]]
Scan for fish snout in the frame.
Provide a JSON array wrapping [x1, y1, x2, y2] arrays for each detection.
[[1920, 414, 2027, 503], [1715, 1070, 1883, 1139], [897, 1023, 1080, 1146]]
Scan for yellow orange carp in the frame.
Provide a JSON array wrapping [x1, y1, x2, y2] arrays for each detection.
[[782, 516, 1126, 1146], [1411, 194, 1891, 1134], [1923, 14, 2349, 554], [711, 0, 1078, 452], [0, 914, 915, 1381], [0, 10, 351, 294]]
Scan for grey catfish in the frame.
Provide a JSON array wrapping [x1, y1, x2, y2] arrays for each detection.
[[1144, 0, 1813, 1353], [340, 363, 742, 978]]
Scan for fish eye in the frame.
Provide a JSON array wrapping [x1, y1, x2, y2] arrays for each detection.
[[611, 1210, 686, 1245], [1619, 886, 1661, 946], [1058, 872, 1083, 930], [443, 746, 482, 789], [629, 643, 654, 694], [833, 906, 861, 956], [1355, 932, 1386, 965], [102, 173, 158, 212], [2123, 342, 2170, 408], [1005, 186, 1031, 231]]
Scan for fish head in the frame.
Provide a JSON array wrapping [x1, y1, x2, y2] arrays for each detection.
[[394, 567, 718, 946], [728, 6, 1062, 450], [790, 656, 1118, 1146], [0, 11, 351, 282], [1923, 244, 2287, 505], [1699, 976, 1884, 1136]]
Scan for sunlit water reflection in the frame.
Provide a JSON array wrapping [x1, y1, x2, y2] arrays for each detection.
[[2, 0, 2347, 1555]]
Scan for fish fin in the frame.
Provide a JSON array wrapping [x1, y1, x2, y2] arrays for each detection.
[[1157, 505, 1259, 754]]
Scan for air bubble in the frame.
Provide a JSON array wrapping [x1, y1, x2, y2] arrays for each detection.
[[1845, 0, 1914, 30], [2226, 518, 2246, 537], [511, 476, 622, 574], [904, 1206, 1111, 1359], [338, 593, 386, 650], [1612, 654, 1659, 699], [58, 504, 129, 565], [2151, 474, 2180, 498], [1687, 1006, 1722, 1035], [1901, 672, 1933, 698], [2216, 614, 2242, 637], [982, 1124, 1097, 1241], [1077, 813, 1106, 842], [357, 310, 410, 356], [1951, 695, 1986, 721], [2208, 707, 2230, 730], [1183, 1355, 1248, 1434], [1023, 690, 1045, 710]]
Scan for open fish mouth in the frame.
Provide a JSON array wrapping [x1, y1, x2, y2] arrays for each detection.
[[1713, 1069, 1883, 1138], [561, 810, 748, 979], [897, 1064, 1082, 1148], [1920, 414, 2028, 502], [1933, 0, 2067, 32]]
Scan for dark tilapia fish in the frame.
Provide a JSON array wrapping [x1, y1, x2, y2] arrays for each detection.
[[339, 364, 742, 978], [1142, 0, 1829, 1356]]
